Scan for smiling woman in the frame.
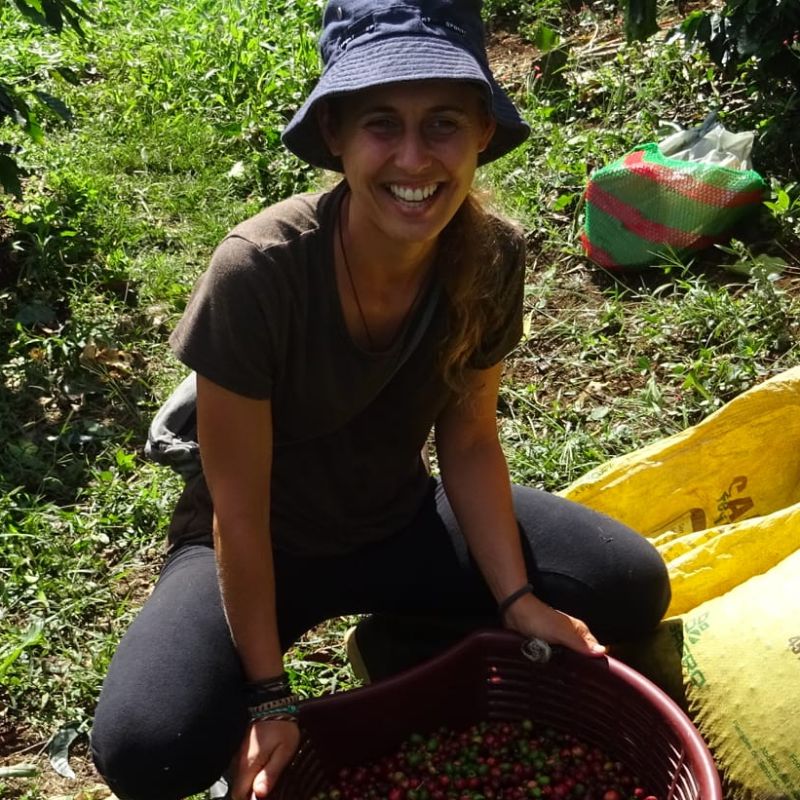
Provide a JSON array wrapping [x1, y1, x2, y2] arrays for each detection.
[[89, 2, 671, 800]]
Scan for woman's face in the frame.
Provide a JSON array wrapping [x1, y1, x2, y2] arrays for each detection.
[[321, 80, 496, 250]]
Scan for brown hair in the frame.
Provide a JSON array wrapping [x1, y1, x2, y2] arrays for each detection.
[[437, 191, 514, 395]]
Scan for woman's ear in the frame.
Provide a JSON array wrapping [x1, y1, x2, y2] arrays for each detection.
[[317, 101, 341, 157], [477, 116, 497, 154]]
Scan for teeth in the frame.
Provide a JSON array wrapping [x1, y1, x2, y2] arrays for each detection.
[[389, 183, 438, 202]]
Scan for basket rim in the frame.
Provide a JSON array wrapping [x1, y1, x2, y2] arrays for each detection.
[[603, 649, 722, 798]]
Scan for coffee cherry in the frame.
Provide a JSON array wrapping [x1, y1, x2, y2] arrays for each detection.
[[316, 720, 661, 800]]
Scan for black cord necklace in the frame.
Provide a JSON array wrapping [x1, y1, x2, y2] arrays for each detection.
[[338, 197, 375, 350], [337, 195, 431, 352]]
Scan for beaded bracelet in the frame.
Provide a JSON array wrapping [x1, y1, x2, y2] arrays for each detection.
[[253, 712, 299, 723], [248, 694, 302, 723], [247, 694, 301, 722]]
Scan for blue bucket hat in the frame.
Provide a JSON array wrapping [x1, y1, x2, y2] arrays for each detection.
[[282, 0, 530, 171]]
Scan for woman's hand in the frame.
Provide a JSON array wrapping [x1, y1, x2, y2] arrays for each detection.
[[503, 592, 606, 657], [231, 720, 301, 799]]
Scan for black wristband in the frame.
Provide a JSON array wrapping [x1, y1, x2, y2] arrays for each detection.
[[498, 583, 534, 619], [244, 673, 291, 706]]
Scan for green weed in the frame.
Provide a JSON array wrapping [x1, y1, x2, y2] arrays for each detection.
[[503, 260, 800, 491]]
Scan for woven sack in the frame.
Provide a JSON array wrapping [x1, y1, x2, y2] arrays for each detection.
[[560, 368, 800, 798], [614, 549, 800, 800], [559, 365, 800, 616], [581, 142, 766, 268]]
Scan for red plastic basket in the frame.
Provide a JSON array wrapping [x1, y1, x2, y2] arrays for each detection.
[[275, 629, 721, 800]]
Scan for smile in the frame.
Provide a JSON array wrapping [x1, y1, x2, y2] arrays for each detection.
[[387, 183, 440, 203]]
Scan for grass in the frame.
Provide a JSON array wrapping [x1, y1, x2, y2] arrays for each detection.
[[500, 260, 800, 489], [1, 0, 799, 797]]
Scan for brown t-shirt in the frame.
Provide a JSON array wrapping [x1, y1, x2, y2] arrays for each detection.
[[168, 181, 525, 556]]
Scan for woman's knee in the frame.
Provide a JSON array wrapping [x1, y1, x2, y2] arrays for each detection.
[[509, 485, 671, 640], [91, 691, 240, 800], [91, 713, 181, 800], [615, 535, 671, 635], [604, 517, 671, 626], [90, 544, 244, 799]]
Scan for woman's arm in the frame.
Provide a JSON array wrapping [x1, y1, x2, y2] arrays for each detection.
[[434, 364, 606, 656], [196, 375, 299, 799]]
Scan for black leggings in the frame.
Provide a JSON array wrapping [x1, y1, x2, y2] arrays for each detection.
[[91, 481, 670, 800]]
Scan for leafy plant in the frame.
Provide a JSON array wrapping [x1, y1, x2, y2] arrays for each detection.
[[0, 0, 90, 196], [764, 180, 800, 243], [682, 0, 800, 88], [481, 0, 546, 33], [4, 0, 88, 32]]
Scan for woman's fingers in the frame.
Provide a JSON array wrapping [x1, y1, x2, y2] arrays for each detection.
[[252, 768, 269, 798], [505, 593, 606, 657], [560, 613, 606, 656], [231, 727, 262, 800], [531, 608, 605, 656], [231, 721, 301, 800], [249, 720, 302, 798]]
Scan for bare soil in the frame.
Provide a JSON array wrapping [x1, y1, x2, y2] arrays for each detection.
[[0, 741, 113, 800]]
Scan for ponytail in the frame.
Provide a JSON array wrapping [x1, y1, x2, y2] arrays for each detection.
[[438, 192, 514, 394]]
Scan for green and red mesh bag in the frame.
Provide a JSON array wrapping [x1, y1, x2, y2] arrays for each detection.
[[581, 142, 767, 269]]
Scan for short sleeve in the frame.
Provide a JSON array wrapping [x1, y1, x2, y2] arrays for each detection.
[[468, 229, 526, 370], [169, 235, 284, 399]]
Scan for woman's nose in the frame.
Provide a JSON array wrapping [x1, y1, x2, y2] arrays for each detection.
[[393, 130, 432, 173]]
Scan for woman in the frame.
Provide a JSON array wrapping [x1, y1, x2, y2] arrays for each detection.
[[91, 1, 671, 799]]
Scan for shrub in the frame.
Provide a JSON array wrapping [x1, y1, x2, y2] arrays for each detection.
[[0, 0, 90, 196], [682, 0, 800, 88]]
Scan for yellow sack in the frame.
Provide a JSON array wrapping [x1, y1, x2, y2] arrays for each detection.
[[560, 366, 800, 615], [615, 549, 800, 800]]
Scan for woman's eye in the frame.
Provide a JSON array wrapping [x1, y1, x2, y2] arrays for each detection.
[[365, 117, 399, 134], [427, 118, 459, 136]]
